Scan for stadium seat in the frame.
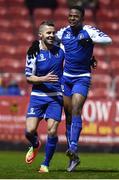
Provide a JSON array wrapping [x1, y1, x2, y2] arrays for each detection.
[[97, 9, 115, 22], [0, 0, 6, 7], [0, 7, 7, 17], [98, 21, 119, 35], [110, 60, 119, 76], [111, 35, 119, 45], [54, 8, 69, 21], [0, 58, 23, 73], [7, 7, 29, 19], [109, 55, 119, 62], [35, 18, 44, 30], [10, 19, 32, 29], [0, 21, 12, 32], [99, 0, 111, 8], [15, 32, 34, 45], [0, 32, 15, 45], [88, 87, 112, 99], [113, 76, 119, 98], [106, 47, 119, 57], [96, 60, 111, 74], [0, 19, 10, 28], [85, 9, 93, 22], [7, 0, 25, 6], [94, 47, 107, 61], [10, 19, 33, 33], [57, 0, 68, 8], [55, 19, 68, 30], [91, 74, 112, 89], [34, 8, 53, 20], [0, 45, 16, 55]]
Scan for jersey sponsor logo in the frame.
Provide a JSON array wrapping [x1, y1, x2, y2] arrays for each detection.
[[38, 54, 46, 61]]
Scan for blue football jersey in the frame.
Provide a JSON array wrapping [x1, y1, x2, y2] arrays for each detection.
[[56, 25, 112, 76], [25, 45, 64, 95]]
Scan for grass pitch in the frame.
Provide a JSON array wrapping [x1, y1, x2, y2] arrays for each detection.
[[0, 151, 119, 179]]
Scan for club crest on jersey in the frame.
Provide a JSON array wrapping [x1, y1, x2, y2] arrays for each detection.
[[38, 54, 46, 61], [78, 33, 84, 40]]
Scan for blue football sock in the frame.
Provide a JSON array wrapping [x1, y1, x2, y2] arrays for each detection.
[[25, 131, 39, 148], [70, 115, 82, 153], [42, 136, 58, 167], [66, 124, 71, 148]]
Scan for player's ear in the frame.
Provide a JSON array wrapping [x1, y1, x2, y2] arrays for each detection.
[[38, 33, 42, 40]]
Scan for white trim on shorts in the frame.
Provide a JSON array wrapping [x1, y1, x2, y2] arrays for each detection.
[[31, 91, 63, 97], [63, 72, 91, 77]]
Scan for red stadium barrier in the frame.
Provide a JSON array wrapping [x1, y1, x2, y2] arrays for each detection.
[[0, 96, 119, 145]]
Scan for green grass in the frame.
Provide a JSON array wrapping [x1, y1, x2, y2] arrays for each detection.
[[0, 151, 119, 179]]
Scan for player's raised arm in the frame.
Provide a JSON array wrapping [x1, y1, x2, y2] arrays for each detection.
[[84, 25, 112, 45]]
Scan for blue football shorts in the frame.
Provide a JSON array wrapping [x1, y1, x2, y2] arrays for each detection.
[[62, 76, 91, 97], [26, 95, 63, 121]]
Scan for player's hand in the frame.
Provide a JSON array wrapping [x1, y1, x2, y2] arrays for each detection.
[[42, 72, 59, 82], [79, 38, 93, 48], [27, 40, 40, 59], [90, 56, 97, 69]]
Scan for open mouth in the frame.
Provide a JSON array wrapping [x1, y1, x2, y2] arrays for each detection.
[[48, 38, 54, 42], [69, 21, 76, 26]]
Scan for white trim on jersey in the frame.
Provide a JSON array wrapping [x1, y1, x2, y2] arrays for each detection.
[[83, 25, 112, 45], [56, 25, 112, 45], [56, 25, 70, 40], [31, 91, 63, 97], [63, 72, 91, 77], [25, 55, 36, 75]]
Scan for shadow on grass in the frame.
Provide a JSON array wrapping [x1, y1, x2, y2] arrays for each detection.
[[51, 168, 119, 173]]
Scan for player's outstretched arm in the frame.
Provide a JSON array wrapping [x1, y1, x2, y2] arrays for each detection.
[[84, 25, 112, 45], [27, 40, 40, 59]]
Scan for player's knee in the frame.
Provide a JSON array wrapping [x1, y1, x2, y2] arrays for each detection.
[[72, 104, 82, 115], [48, 128, 57, 136], [25, 127, 35, 134]]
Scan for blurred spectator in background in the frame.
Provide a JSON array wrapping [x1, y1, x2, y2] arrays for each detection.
[[6, 80, 21, 96], [0, 76, 6, 95], [67, 0, 99, 23]]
